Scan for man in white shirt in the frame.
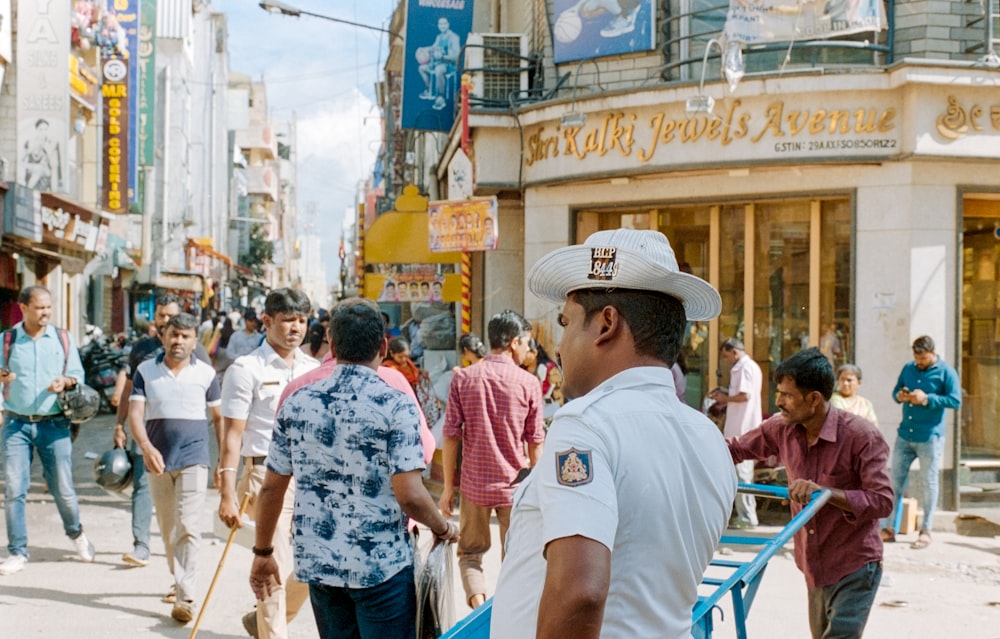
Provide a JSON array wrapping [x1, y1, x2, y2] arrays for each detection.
[[491, 229, 736, 639], [218, 289, 319, 639], [710, 337, 764, 528]]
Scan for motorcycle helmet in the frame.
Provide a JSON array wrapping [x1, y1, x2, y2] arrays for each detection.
[[59, 383, 101, 424], [94, 448, 133, 494]]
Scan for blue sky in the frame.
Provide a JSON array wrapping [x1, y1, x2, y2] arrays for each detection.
[[216, 0, 397, 285]]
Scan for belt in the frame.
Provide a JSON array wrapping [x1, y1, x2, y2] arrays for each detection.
[[4, 411, 62, 423], [245, 455, 267, 466]]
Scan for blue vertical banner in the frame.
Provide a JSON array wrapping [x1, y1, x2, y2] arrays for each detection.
[[551, 0, 657, 64], [111, 0, 141, 206], [401, 0, 474, 132]]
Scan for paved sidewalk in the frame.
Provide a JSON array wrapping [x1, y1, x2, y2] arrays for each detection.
[[2, 413, 999, 637]]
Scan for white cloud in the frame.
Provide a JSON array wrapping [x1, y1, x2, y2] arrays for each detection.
[[217, 0, 395, 285]]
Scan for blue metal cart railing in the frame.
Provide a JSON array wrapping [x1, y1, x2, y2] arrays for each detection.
[[440, 483, 831, 639]]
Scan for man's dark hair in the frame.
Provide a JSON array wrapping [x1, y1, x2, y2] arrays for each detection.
[[721, 337, 745, 353], [165, 312, 199, 333], [264, 288, 311, 317], [774, 347, 835, 400], [912, 335, 935, 354], [330, 298, 385, 363], [487, 310, 532, 350], [18, 285, 49, 304], [154, 293, 181, 310], [571, 289, 686, 366]]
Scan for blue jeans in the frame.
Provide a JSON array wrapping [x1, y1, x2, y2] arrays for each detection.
[[885, 434, 943, 532], [129, 445, 152, 550], [807, 561, 881, 639], [309, 565, 416, 639], [2, 414, 83, 558]]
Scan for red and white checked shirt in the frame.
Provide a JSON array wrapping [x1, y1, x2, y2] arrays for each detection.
[[443, 354, 545, 507]]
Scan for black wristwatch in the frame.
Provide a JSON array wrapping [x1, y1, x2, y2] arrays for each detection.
[[252, 546, 274, 557]]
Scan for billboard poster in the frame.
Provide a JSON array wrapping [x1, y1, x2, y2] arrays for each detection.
[[723, 0, 886, 44], [551, 0, 657, 64], [101, 56, 129, 213], [400, 0, 474, 132], [0, 0, 12, 64], [112, 0, 140, 205], [16, 1, 70, 193], [428, 197, 498, 252]]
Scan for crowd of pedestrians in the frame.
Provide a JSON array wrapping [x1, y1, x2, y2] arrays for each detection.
[[0, 228, 964, 639]]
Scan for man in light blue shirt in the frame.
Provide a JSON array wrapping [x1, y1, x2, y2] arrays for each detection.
[[0, 286, 92, 576]]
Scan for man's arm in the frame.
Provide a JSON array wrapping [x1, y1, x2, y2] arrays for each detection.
[[219, 416, 248, 526], [527, 442, 543, 467], [249, 470, 291, 601], [536, 536, 611, 639], [128, 398, 164, 475], [393, 470, 455, 539], [438, 434, 460, 518], [727, 422, 776, 465], [113, 378, 133, 448]]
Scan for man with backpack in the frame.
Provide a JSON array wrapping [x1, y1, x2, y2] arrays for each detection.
[[0, 286, 93, 576]]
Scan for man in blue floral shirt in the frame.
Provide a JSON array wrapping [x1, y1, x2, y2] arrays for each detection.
[[249, 298, 456, 639]]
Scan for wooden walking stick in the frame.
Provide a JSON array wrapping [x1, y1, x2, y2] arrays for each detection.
[[189, 494, 251, 639]]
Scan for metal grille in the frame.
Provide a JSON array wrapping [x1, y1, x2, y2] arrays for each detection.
[[480, 35, 523, 102]]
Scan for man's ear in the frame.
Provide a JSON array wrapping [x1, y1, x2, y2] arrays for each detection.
[[593, 305, 622, 346], [377, 336, 389, 360]]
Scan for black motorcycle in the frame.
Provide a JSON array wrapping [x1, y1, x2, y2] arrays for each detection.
[[79, 334, 127, 415]]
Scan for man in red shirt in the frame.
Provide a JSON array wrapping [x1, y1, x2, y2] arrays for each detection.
[[728, 347, 893, 639], [439, 309, 545, 608]]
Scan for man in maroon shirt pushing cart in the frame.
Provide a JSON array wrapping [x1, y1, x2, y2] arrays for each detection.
[[728, 347, 893, 639]]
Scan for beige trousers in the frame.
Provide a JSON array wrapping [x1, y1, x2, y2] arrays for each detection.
[[239, 461, 309, 639], [149, 465, 208, 604]]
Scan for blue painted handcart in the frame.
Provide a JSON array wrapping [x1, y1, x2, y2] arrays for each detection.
[[440, 484, 831, 639]]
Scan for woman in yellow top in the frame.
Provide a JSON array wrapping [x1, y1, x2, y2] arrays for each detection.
[[831, 363, 878, 426]]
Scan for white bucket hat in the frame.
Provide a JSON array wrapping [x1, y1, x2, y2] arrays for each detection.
[[527, 229, 722, 321]]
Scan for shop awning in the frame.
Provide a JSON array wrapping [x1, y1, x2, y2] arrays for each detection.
[[365, 211, 463, 264], [186, 237, 234, 266], [154, 272, 205, 293]]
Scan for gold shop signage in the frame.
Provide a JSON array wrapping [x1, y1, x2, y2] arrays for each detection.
[[524, 99, 900, 174], [935, 95, 1000, 140]]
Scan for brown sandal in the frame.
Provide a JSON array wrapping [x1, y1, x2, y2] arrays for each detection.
[[910, 530, 932, 549], [880, 527, 896, 543]]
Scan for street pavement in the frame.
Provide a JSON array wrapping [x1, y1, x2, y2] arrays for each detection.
[[2, 412, 999, 637]]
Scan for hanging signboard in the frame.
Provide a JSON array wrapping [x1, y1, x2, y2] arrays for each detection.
[[101, 56, 129, 213], [428, 196, 499, 252]]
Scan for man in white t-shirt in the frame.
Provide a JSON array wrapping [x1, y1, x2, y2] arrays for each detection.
[[217, 289, 319, 639], [491, 229, 736, 639], [710, 337, 764, 528]]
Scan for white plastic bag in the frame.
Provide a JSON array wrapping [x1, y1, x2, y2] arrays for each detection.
[[414, 538, 455, 639]]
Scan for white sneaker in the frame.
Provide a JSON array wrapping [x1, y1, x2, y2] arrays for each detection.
[[74, 533, 95, 562], [0, 554, 28, 575]]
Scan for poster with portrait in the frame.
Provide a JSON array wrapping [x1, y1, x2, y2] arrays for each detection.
[[428, 197, 499, 253], [400, 0, 474, 132], [723, 0, 886, 45], [17, 2, 70, 194], [374, 264, 454, 303], [551, 0, 657, 64]]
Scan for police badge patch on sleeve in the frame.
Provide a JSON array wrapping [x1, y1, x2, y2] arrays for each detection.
[[556, 448, 593, 487]]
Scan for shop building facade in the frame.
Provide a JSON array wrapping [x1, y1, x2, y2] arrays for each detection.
[[410, 0, 1000, 508]]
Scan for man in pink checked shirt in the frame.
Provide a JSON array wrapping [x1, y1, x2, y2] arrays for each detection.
[[439, 309, 545, 609], [277, 325, 436, 466]]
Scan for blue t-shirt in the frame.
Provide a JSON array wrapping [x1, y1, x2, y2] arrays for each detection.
[[131, 354, 221, 471]]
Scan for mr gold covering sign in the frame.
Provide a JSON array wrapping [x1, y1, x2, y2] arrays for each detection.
[[101, 57, 128, 214]]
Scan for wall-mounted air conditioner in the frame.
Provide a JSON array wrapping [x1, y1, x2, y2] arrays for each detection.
[[465, 33, 528, 103]]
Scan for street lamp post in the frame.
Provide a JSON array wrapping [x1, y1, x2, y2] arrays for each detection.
[[258, 1, 401, 41]]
